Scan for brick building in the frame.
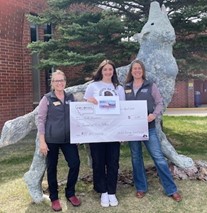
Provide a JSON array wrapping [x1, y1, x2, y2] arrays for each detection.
[[169, 79, 207, 108], [0, 0, 44, 130], [0, 0, 80, 130], [0, 0, 205, 130]]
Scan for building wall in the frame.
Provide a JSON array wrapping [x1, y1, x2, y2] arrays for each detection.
[[168, 80, 195, 108], [0, 0, 47, 130]]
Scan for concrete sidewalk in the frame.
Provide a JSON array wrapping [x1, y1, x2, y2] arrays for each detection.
[[164, 107, 207, 116]]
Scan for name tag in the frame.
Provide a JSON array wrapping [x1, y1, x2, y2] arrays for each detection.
[[141, 89, 148, 93], [125, 89, 132, 93], [53, 101, 61, 106]]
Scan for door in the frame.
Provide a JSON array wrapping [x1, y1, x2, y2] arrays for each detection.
[[194, 80, 207, 105]]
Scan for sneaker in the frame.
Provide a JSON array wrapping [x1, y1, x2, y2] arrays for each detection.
[[67, 195, 81, 206], [101, 192, 109, 207], [51, 199, 62, 211], [108, 194, 118, 207]]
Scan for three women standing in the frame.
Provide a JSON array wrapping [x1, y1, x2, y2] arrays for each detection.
[[38, 60, 182, 212]]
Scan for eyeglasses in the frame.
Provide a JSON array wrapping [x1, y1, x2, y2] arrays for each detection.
[[52, 79, 66, 83]]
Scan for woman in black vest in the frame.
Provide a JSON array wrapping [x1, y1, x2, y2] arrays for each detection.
[[38, 70, 80, 211], [125, 60, 182, 202]]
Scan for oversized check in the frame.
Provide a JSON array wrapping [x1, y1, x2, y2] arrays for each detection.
[[70, 100, 149, 143]]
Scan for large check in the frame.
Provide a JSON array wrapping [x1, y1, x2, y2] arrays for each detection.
[[70, 100, 149, 144]]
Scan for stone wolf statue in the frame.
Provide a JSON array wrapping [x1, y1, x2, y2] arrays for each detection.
[[0, 1, 194, 203]]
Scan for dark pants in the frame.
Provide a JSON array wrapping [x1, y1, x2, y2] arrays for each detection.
[[46, 143, 80, 201], [89, 142, 120, 194]]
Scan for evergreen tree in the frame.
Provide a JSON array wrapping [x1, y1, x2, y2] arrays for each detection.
[[61, 0, 207, 79], [28, 0, 207, 79], [27, 1, 138, 76]]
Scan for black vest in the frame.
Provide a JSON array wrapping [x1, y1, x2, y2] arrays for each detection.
[[125, 80, 155, 129], [45, 91, 74, 143]]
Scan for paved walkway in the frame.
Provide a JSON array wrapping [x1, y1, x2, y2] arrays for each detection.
[[164, 107, 207, 116]]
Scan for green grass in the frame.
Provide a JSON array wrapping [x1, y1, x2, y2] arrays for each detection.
[[0, 116, 207, 213], [163, 116, 207, 157]]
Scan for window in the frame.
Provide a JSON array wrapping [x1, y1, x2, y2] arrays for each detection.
[[30, 23, 40, 107], [30, 24, 38, 42], [44, 24, 52, 42], [44, 23, 53, 92]]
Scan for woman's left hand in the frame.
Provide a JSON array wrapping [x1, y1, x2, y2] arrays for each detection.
[[148, 113, 156, 122]]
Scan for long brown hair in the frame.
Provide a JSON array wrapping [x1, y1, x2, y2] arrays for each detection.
[[93, 59, 120, 88], [125, 59, 146, 83]]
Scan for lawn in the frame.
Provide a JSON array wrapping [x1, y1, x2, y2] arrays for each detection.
[[0, 116, 207, 213]]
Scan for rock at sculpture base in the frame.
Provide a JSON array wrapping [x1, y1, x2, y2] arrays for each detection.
[[80, 160, 207, 186], [170, 160, 207, 181]]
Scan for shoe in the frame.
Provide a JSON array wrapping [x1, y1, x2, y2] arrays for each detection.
[[171, 192, 182, 202], [108, 194, 118, 206], [67, 195, 81, 206], [51, 199, 62, 211], [101, 192, 109, 207], [136, 191, 145, 198]]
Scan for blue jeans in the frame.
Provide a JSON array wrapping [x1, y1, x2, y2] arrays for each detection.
[[128, 128, 177, 196]]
